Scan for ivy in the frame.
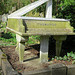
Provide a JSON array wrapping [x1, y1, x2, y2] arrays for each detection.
[[51, 51, 75, 64]]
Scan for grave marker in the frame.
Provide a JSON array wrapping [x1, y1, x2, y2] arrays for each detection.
[[7, 0, 75, 62]]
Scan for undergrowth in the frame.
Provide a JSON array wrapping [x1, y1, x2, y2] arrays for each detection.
[[51, 51, 75, 64]]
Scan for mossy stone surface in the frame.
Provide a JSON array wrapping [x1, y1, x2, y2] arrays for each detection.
[[7, 18, 74, 35], [7, 19, 25, 33]]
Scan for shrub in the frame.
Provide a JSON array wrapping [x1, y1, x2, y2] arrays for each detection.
[[57, 1, 75, 28]]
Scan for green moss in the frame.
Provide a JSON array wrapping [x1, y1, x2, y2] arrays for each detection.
[[7, 19, 25, 33], [7, 18, 74, 35], [2, 54, 7, 58]]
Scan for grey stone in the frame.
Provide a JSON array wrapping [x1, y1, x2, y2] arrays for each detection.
[[2, 14, 7, 22], [2, 59, 19, 75], [16, 34, 29, 62], [23, 68, 51, 75], [53, 35, 67, 56], [49, 63, 66, 75], [40, 36, 49, 63], [67, 65, 75, 75]]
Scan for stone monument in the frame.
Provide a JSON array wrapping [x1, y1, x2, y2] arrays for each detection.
[[7, 0, 75, 62]]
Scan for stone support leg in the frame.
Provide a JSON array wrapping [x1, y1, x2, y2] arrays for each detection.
[[40, 36, 49, 63], [19, 42, 25, 62], [53, 35, 67, 56], [15, 41, 19, 53], [16, 34, 28, 62], [56, 40, 62, 57]]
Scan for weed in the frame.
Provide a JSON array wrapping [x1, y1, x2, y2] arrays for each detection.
[[51, 51, 75, 64]]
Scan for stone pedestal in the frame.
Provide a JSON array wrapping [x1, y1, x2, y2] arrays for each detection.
[[16, 34, 28, 62], [53, 35, 67, 56], [40, 36, 49, 63]]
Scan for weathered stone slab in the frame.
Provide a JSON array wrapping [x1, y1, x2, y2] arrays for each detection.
[[49, 63, 66, 75], [2, 59, 19, 75], [23, 68, 51, 75], [0, 51, 19, 75], [67, 65, 75, 75], [7, 18, 74, 35]]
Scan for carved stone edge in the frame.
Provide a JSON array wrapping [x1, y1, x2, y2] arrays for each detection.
[[6, 27, 75, 37], [0, 50, 19, 75]]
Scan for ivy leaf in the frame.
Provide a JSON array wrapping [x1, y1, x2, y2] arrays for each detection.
[[67, 53, 70, 57], [63, 55, 68, 61], [59, 57, 63, 60], [72, 60, 75, 64]]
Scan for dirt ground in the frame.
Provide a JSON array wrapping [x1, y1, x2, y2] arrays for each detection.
[[0, 44, 73, 74]]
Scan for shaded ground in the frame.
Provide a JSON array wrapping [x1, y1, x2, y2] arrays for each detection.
[[0, 44, 74, 74]]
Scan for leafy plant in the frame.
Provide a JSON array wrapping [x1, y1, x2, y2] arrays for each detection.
[[59, 57, 63, 60], [51, 51, 75, 64], [26, 35, 40, 45], [57, 0, 75, 28], [72, 60, 75, 64], [63, 55, 68, 61], [0, 31, 16, 46]]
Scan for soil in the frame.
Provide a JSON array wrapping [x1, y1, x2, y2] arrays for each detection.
[[0, 44, 74, 74]]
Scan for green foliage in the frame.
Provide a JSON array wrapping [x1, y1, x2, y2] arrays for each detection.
[[72, 60, 75, 64], [67, 52, 75, 60], [26, 35, 40, 45], [1, 32, 15, 39], [0, 0, 4, 14], [52, 58, 55, 60], [63, 55, 68, 61], [0, 21, 40, 46], [51, 51, 75, 64], [0, 32, 16, 46], [0, 22, 6, 28], [57, 0, 75, 28], [21, 0, 31, 6], [59, 0, 75, 7], [58, 57, 63, 60], [0, 0, 13, 14]]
